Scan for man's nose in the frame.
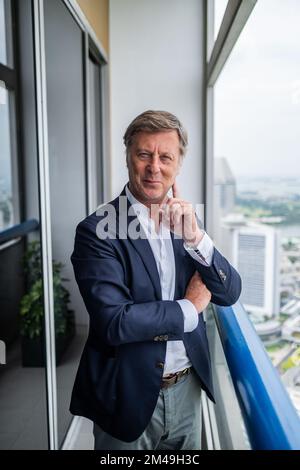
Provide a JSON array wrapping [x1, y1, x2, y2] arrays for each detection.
[[147, 155, 161, 174]]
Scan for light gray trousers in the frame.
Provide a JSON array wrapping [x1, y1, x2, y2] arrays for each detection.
[[93, 368, 202, 450]]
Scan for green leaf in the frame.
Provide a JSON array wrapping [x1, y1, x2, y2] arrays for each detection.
[[19, 240, 75, 339]]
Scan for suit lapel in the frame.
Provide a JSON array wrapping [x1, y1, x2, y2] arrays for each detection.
[[115, 186, 162, 301], [128, 228, 162, 301], [114, 186, 188, 301]]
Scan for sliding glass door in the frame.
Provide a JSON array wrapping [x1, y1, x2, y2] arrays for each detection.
[[43, 0, 89, 447]]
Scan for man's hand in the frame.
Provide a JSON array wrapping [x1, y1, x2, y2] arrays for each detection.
[[184, 271, 212, 313], [160, 181, 204, 246]]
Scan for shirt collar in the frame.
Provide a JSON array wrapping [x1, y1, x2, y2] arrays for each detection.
[[125, 184, 150, 223], [125, 185, 172, 239]]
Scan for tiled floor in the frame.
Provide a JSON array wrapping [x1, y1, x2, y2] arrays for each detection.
[[0, 327, 87, 449]]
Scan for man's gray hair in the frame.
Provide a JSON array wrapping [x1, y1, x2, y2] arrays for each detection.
[[123, 110, 188, 159]]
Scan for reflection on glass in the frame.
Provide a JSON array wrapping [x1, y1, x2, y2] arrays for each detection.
[[214, 0, 228, 40], [206, 305, 251, 449], [0, 0, 13, 67], [214, 0, 300, 416], [0, 86, 14, 230], [0, 236, 49, 449], [0, 0, 50, 449]]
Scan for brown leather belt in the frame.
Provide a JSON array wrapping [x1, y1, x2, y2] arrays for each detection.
[[160, 367, 191, 389]]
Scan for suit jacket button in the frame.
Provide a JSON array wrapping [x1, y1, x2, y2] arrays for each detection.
[[163, 335, 168, 341], [156, 362, 164, 369], [154, 336, 160, 342]]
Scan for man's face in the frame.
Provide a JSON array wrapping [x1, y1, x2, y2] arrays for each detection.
[[127, 130, 181, 206]]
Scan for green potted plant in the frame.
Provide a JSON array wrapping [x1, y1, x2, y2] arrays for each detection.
[[20, 240, 75, 367]]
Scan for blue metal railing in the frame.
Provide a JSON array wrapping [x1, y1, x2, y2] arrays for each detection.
[[0, 219, 39, 245], [213, 301, 300, 450]]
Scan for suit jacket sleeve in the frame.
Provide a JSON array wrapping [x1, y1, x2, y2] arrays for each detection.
[[71, 221, 184, 347], [190, 247, 242, 307]]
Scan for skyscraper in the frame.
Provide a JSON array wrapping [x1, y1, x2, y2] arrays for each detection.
[[232, 224, 280, 320]]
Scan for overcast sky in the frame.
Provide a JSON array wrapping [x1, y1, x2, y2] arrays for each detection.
[[214, 0, 300, 179]]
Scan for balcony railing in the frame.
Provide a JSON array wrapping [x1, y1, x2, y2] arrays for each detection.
[[213, 301, 300, 450], [0, 219, 39, 246]]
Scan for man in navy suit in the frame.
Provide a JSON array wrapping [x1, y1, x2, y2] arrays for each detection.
[[70, 110, 241, 450]]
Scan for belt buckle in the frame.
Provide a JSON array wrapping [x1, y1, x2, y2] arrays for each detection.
[[161, 367, 190, 389]]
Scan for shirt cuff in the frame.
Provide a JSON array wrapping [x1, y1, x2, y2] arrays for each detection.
[[184, 232, 214, 266], [176, 299, 199, 333]]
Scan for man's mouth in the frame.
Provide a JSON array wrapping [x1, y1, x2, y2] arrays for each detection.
[[143, 180, 161, 184]]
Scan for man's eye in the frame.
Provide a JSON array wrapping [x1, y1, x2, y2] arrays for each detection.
[[139, 153, 149, 158], [161, 156, 171, 161]]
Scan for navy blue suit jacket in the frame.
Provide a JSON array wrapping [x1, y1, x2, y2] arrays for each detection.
[[70, 186, 242, 442]]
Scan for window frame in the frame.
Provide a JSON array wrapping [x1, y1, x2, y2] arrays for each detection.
[[202, 0, 258, 449], [0, 0, 23, 239], [33, 0, 109, 450]]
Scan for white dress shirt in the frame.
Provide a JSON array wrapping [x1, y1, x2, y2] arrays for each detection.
[[125, 185, 214, 376]]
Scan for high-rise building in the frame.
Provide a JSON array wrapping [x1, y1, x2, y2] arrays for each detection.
[[232, 224, 280, 319]]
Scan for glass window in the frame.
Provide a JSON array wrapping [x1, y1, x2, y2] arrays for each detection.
[[0, 84, 18, 230], [44, 0, 89, 447], [0, 0, 13, 67], [0, 0, 50, 450], [0, 235, 50, 450], [214, 0, 300, 416]]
